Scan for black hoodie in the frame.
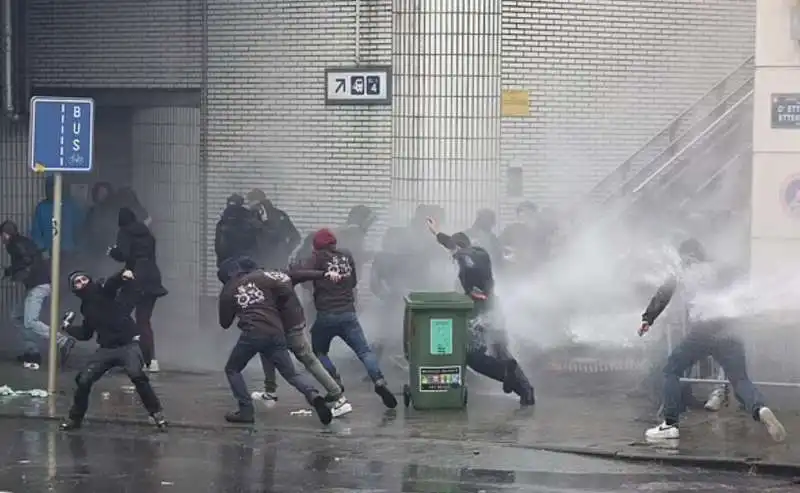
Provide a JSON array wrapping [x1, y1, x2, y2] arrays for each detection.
[[66, 271, 139, 349], [214, 201, 261, 267], [109, 208, 167, 298], [1, 220, 50, 289]]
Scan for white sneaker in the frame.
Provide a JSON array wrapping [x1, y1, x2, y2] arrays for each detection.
[[146, 360, 160, 373], [758, 407, 787, 442], [23, 362, 40, 371], [704, 388, 726, 412], [251, 391, 278, 408], [645, 422, 680, 440], [331, 397, 353, 418]]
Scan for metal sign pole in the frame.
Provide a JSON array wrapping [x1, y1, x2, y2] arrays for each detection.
[[47, 172, 63, 395]]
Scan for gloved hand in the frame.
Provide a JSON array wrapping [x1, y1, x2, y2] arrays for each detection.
[[61, 311, 76, 330]]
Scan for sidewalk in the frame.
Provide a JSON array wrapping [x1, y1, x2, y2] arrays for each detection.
[[0, 362, 798, 476]]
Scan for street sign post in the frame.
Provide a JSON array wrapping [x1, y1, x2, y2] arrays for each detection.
[[28, 96, 95, 395], [325, 66, 392, 105]]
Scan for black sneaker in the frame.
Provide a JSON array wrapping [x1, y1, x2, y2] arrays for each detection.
[[21, 352, 42, 370], [149, 412, 168, 430], [311, 396, 333, 425], [59, 419, 81, 431], [518, 384, 536, 407], [374, 384, 398, 409], [60, 338, 76, 368], [225, 410, 254, 424]]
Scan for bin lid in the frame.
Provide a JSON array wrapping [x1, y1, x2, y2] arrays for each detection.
[[404, 291, 474, 310]]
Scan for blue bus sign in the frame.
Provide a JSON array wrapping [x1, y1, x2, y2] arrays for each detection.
[[29, 96, 95, 173]]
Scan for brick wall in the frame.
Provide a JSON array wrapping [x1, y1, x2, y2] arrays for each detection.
[[28, 0, 202, 88], [204, 0, 393, 293], [500, 0, 756, 214]]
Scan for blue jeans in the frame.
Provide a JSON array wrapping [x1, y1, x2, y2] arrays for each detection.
[[311, 311, 384, 384], [224, 331, 319, 413], [12, 284, 67, 354], [662, 322, 764, 424]]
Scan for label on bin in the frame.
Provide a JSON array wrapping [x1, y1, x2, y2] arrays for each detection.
[[430, 319, 454, 355], [419, 366, 462, 392]]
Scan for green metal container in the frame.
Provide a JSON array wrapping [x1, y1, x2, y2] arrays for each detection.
[[402, 291, 473, 410]]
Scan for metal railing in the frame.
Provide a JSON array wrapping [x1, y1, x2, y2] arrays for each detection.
[[583, 56, 755, 206]]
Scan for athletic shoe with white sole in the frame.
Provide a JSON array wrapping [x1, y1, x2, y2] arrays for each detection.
[[645, 421, 680, 440], [251, 391, 278, 408], [331, 396, 353, 418], [758, 407, 787, 442], [704, 387, 727, 412]]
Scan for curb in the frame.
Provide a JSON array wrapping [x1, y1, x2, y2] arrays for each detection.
[[1, 411, 798, 479], [529, 443, 800, 479]]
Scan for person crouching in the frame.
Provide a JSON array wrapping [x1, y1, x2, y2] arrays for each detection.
[[59, 269, 167, 431]]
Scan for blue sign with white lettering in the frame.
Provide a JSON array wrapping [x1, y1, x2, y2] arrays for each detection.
[[29, 96, 95, 173]]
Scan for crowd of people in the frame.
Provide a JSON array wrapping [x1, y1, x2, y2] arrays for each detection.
[[1, 181, 789, 443]]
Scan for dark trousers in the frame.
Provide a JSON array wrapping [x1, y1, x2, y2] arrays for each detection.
[[311, 311, 385, 384], [663, 323, 765, 424], [68, 343, 162, 422], [225, 331, 319, 413], [468, 320, 534, 397], [135, 296, 157, 365]]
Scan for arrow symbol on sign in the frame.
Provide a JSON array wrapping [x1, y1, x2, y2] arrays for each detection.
[[335, 78, 345, 93]]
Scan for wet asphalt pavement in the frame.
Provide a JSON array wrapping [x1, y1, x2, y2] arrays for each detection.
[[0, 360, 799, 491], [1, 418, 799, 493]]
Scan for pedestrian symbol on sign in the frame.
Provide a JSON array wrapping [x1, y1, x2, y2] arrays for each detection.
[[350, 76, 365, 95], [366, 76, 380, 95]]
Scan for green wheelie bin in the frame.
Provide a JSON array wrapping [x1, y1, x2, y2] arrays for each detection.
[[402, 292, 474, 410]]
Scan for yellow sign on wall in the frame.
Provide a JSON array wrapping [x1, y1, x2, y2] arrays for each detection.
[[502, 90, 530, 117]]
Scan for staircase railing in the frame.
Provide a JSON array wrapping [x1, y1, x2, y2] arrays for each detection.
[[584, 56, 755, 205]]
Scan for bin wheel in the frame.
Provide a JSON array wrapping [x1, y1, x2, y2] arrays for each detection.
[[463, 388, 468, 406], [402, 384, 411, 408]]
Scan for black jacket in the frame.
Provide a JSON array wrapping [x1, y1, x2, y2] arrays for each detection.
[[278, 269, 326, 330], [109, 211, 167, 298], [499, 221, 552, 271], [436, 232, 494, 313], [252, 201, 301, 269], [300, 247, 358, 314], [214, 205, 261, 267], [66, 272, 139, 349], [4, 233, 50, 290]]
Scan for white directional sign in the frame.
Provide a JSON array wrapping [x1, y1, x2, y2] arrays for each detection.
[[325, 66, 391, 105]]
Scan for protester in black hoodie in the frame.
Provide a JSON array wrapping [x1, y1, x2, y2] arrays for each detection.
[[1, 220, 75, 369], [215, 194, 261, 267], [109, 208, 168, 372], [83, 182, 118, 269], [246, 188, 300, 269], [217, 258, 333, 425], [59, 269, 166, 431], [426, 217, 535, 406], [300, 228, 398, 409]]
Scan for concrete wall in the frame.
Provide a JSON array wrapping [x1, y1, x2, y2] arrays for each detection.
[[500, 0, 757, 213]]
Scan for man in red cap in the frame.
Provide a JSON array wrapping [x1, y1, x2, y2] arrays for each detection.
[[299, 228, 398, 409]]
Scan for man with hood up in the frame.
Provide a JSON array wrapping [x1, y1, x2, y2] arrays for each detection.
[[217, 257, 333, 425], [499, 201, 553, 275], [31, 175, 84, 260], [59, 268, 167, 431], [214, 194, 261, 267], [1, 220, 76, 369], [299, 228, 398, 410], [109, 207, 168, 372], [426, 217, 536, 406], [246, 189, 301, 269], [639, 238, 786, 443]]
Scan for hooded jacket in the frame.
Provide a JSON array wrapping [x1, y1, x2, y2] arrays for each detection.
[[31, 175, 84, 253], [300, 229, 358, 314], [66, 271, 139, 349], [83, 182, 119, 256], [246, 189, 301, 269], [109, 208, 167, 298], [436, 231, 493, 314], [464, 209, 502, 267], [2, 221, 50, 289], [214, 197, 261, 267]]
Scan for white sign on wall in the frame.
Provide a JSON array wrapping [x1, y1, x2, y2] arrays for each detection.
[[325, 66, 392, 105]]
